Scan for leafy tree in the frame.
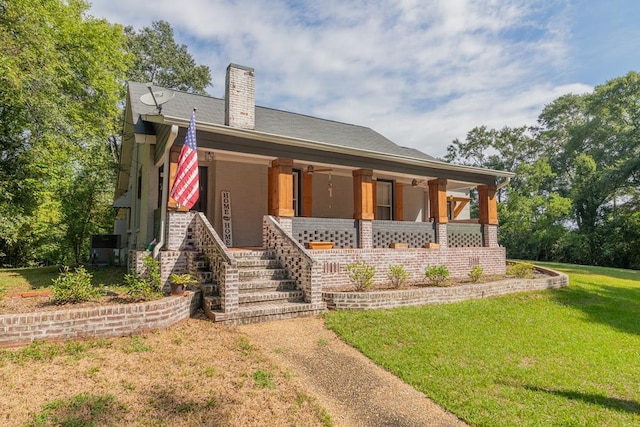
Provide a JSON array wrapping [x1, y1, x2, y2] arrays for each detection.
[[538, 72, 640, 264], [499, 159, 571, 261], [0, 0, 128, 266], [104, 20, 213, 163], [124, 20, 211, 94], [448, 72, 640, 268]]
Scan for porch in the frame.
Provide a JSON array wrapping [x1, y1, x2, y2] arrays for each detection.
[[149, 211, 506, 324]]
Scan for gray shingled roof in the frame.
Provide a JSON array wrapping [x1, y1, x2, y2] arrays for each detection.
[[128, 81, 436, 161]]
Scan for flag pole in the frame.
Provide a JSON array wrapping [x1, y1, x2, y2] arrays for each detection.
[[169, 108, 200, 210]]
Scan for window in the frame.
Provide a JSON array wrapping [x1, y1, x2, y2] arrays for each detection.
[[376, 180, 393, 220]]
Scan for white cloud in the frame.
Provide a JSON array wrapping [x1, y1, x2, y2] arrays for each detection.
[[88, 0, 590, 157]]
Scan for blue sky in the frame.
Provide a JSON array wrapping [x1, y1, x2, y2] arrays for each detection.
[[88, 0, 639, 157]]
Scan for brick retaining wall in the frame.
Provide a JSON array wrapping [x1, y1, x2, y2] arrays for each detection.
[[0, 291, 201, 348], [322, 266, 568, 310], [312, 247, 507, 289]]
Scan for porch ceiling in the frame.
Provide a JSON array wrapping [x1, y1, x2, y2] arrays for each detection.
[[203, 148, 481, 190]]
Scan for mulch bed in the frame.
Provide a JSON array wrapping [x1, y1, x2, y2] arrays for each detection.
[[0, 290, 146, 315]]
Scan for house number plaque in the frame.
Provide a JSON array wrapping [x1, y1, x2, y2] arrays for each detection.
[[221, 190, 233, 247]]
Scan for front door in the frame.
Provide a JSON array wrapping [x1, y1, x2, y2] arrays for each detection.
[[191, 166, 208, 214]]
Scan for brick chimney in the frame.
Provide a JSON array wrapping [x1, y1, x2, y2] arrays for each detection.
[[225, 64, 255, 130]]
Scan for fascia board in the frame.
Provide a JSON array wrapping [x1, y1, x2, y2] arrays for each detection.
[[142, 114, 515, 179]]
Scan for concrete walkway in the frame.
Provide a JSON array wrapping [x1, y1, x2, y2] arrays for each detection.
[[240, 316, 467, 427]]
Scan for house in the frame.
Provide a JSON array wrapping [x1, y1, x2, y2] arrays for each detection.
[[114, 63, 514, 324]]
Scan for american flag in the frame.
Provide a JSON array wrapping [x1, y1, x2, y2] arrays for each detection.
[[170, 110, 199, 209]]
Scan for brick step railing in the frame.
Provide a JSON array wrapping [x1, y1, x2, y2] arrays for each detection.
[[202, 249, 325, 325]]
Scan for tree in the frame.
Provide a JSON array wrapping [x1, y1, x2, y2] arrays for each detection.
[[446, 126, 571, 262], [0, 0, 128, 266], [124, 20, 211, 94], [538, 72, 640, 264], [103, 20, 213, 163], [447, 73, 640, 267]]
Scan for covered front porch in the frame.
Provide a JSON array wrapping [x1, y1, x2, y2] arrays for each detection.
[[157, 146, 509, 306], [156, 210, 506, 324], [165, 147, 503, 251]]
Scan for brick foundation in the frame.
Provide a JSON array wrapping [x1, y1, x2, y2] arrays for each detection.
[[0, 292, 201, 349], [311, 246, 506, 289]]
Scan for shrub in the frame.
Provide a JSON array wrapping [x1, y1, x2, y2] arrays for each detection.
[[468, 265, 484, 283], [51, 266, 102, 304], [125, 255, 162, 301], [169, 273, 196, 288], [346, 260, 376, 291], [387, 264, 409, 288], [507, 262, 534, 278], [424, 265, 450, 286]]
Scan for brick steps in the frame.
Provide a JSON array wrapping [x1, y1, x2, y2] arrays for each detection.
[[236, 258, 280, 269], [201, 249, 325, 324], [239, 280, 298, 292], [239, 268, 288, 281], [206, 301, 327, 326]]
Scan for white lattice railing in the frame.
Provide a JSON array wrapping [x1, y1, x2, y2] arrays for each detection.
[[195, 213, 238, 313]]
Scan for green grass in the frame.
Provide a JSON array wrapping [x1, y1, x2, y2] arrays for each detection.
[[26, 393, 125, 426], [0, 339, 113, 365], [0, 266, 126, 294], [325, 263, 640, 427], [252, 369, 276, 389]]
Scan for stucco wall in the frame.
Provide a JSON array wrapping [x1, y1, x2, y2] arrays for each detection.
[[312, 174, 353, 219], [214, 160, 267, 247], [403, 185, 426, 222]]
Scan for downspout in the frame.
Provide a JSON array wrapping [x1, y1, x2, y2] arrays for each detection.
[[496, 176, 511, 191], [153, 125, 179, 259]]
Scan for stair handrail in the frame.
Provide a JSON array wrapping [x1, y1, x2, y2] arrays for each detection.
[[264, 216, 323, 305], [195, 213, 236, 267], [265, 216, 315, 262], [195, 213, 239, 313]]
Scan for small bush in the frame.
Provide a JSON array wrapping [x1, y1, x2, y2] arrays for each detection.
[[424, 265, 450, 286], [169, 273, 197, 292], [346, 260, 376, 291], [125, 255, 162, 301], [142, 254, 161, 291], [387, 264, 410, 288], [507, 262, 534, 278], [51, 266, 102, 304], [468, 265, 484, 283]]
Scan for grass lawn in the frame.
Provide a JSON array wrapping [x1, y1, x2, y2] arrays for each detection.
[[325, 263, 640, 426], [0, 266, 126, 294], [0, 320, 330, 426]]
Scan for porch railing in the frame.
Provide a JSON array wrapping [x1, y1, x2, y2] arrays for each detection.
[[286, 216, 489, 249], [447, 222, 484, 247], [291, 217, 359, 249], [372, 220, 436, 248], [194, 213, 238, 313]]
